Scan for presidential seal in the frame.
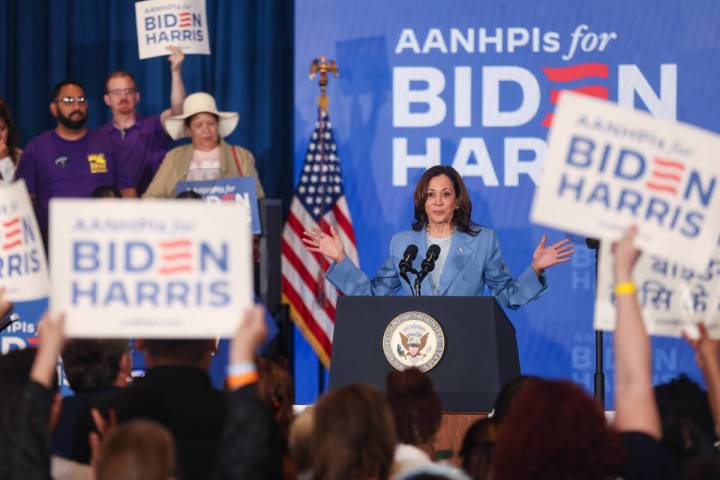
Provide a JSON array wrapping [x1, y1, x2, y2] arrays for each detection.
[[383, 311, 445, 372]]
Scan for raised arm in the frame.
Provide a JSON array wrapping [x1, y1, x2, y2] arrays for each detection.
[[160, 46, 186, 123], [612, 226, 661, 439], [684, 323, 720, 439]]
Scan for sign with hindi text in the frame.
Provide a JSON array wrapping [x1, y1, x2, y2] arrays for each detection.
[[0, 181, 49, 301], [135, 0, 210, 59], [594, 240, 720, 338], [531, 92, 720, 270], [176, 177, 262, 234], [49, 199, 252, 338]]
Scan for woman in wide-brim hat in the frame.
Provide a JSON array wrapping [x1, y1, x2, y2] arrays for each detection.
[[143, 92, 265, 199]]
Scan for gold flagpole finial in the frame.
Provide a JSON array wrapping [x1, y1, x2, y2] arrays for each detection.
[[309, 55, 339, 112]]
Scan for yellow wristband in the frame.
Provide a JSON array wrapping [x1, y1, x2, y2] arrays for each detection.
[[614, 281, 637, 296]]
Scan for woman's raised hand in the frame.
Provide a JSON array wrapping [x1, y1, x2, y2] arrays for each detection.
[[302, 226, 346, 263], [531, 234, 574, 275]]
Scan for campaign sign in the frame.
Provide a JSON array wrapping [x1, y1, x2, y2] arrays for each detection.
[[175, 177, 261, 235], [532, 92, 720, 270], [0, 181, 49, 301], [135, 0, 210, 59], [595, 240, 720, 338], [49, 199, 252, 338]]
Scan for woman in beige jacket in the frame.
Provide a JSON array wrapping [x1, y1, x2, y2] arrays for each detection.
[[143, 92, 265, 199]]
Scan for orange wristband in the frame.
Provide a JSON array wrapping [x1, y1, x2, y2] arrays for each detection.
[[227, 371, 259, 390]]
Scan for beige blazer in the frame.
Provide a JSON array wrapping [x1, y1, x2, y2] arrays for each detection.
[[143, 141, 265, 199]]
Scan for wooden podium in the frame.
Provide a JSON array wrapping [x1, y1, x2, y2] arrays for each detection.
[[329, 296, 519, 460]]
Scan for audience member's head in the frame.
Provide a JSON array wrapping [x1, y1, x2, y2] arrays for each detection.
[[289, 406, 315, 475], [91, 185, 123, 198], [103, 71, 140, 118], [459, 417, 499, 480], [492, 378, 623, 480], [655, 374, 717, 472], [385, 368, 442, 448], [95, 419, 176, 480], [62, 339, 130, 391], [490, 375, 539, 422], [50, 80, 87, 130], [136, 339, 216, 370], [256, 357, 294, 444], [312, 384, 397, 480], [0, 348, 38, 411], [0, 97, 20, 163]]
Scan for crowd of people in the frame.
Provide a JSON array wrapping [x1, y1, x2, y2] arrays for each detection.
[[1, 45, 263, 248], [0, 227, 718, 479]]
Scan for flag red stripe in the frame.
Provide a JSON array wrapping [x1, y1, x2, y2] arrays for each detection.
[[4, 229, 20, 238], [332, 203, 357, 244], [282, 239, 337, 319], [286, 213, 330, 271], [2, 218, 19, 228], [542, 63, 609, 82], [282, 277, 332, 354]]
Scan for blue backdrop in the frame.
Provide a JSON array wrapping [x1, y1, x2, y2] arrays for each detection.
[[292, 0, 720, 405]]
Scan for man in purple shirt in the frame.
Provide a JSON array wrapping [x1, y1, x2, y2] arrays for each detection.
[[15, 80, 135, 243], [98, 46, 186, 195]]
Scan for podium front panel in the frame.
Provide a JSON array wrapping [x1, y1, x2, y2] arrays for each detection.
[[329, 296, 520, 412]]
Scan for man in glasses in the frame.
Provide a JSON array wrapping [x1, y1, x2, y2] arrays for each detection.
[[98, 45, 186, 195], [14, 80, 135, 245]]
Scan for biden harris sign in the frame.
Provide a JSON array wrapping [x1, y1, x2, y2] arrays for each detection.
[[135, 0, 210, 59], [49, 199, 252, 338], [532, 92, 720, 270]]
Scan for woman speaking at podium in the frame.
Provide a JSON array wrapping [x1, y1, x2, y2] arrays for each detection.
[[303, 165, 573, 308]]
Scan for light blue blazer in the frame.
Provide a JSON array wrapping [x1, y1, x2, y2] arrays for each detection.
[[325, 228, 547, 309]]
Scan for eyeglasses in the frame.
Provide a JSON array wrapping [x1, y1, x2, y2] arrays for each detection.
[[56, 96, 87, 105], [107, 88, 137, 97]]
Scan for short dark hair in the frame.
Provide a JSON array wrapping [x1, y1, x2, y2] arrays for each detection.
[[51, 80, 84, 102], [176, 190, 203, 200], [0, 348, 59, 411], [104, 71, 137, 93], [141, 339, 214, 365], [62, 339, 128, 391]]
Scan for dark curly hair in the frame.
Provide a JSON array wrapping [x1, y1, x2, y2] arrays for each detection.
[[411, 165, 480, 236], [385, 367, 442, 446], [493, 379, 624, 480], [61, 339, 128, 391], [0, 98, 20, 164]]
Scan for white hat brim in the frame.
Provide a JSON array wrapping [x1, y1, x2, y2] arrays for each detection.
[[164, 111, 239, 141]]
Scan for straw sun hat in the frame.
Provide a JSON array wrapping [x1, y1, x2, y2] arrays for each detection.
[[163, 92, 239, 141]]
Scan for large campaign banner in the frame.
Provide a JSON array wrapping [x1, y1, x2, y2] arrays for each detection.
[[295, 0, 720, 402]]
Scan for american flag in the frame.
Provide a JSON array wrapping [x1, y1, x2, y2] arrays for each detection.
[[281, 109, 359, 366]]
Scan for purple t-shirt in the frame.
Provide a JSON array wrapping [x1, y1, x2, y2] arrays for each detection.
[[15, 129, 135, 233], [96, 115, 172, 194]]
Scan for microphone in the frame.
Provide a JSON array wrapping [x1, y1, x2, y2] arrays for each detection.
[[414, 244, 441, 296], [399, 244, 418, 294]]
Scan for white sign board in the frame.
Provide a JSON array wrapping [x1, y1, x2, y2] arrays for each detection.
[[0, 180, 49, 301], [135, 0, 210, 59], [594, 241, 720, 338], [50, 199, 252, 338], [531, 92, 720, 270]]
